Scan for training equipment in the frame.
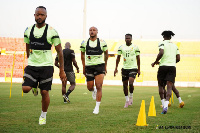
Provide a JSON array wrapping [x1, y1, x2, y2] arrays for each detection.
[[39, 116, 46, 125], [179, 101, 185, 108], [32, 88, 38, 96], [63, 94, 70, 103], [136, 100, 148, 126], [161, 107, 168, 114], [148, 96, 156, 116]]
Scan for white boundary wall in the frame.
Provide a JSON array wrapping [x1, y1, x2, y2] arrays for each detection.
[[0, 77, 200, 88]]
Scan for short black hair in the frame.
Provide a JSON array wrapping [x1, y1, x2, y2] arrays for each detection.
[[125, 33, 132, 37], [161, 30, 175, 38], [36, 6, 46, 10]]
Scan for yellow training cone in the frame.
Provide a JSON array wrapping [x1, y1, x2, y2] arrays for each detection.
[[136, 100, 148, 126], [148, 96, 156, 116]]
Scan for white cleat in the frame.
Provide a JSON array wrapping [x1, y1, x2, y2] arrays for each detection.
[[39, 116, 46, 125], [93, 107, 99, 114]]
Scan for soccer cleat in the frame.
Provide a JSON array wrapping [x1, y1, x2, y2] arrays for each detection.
[[93, 107, 99, 114], [124, 101, 129, 108], [32, 87, 38, 96], [161, 107, 168, 114], [92, 87, 97, 100], [179, 101, 184, 108], [64, 99, 68, 103], [129, 97, 133, 105], [63, 94, 70, 103], [39, 116, 46, 125]]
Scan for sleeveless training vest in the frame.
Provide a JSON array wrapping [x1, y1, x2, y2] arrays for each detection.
[[29, 24, 52, 50], [86, 38, 103, 55]]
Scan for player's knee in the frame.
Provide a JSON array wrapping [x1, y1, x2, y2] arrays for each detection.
[[22, 86, 31, 93], [41, 90, 49, 96], [70, 82, 76, 87], [96, 84, 102, 90], [87, 85, 93, 91], [167, 81, 173, 86]]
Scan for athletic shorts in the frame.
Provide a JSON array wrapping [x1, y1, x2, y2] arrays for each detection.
[[22, 66, 54, 90], [121, 68, 138, 81], [65, 71, 75, 83], [157, 66, 176, 83], [85, 63, 105, 81]]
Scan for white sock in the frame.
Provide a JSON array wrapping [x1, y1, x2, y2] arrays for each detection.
[[164, 101, 169, 108], [95, 101, 101, 109], [161, 99, 165, 106], [94, 86, 97, 91], [41, 111, 47, 118], [92, 86, 97, 92], [129, 93, 133, 98], [125, 96, 129, 102], [178, 97, 182, 103]]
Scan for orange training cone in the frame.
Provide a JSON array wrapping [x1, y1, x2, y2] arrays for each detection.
[[148, 96, 156, 116], [136, 100, 148, 126]]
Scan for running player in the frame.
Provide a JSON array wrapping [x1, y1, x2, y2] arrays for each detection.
[[22, 6, 66, 125], [151, 30, 180, 114], [55, 42, 79, 103], [80, 26, 108, 114], [114, 33, 140, 108]]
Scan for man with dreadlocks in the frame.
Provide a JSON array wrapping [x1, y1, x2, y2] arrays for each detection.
[[151, 30, 181, 114]]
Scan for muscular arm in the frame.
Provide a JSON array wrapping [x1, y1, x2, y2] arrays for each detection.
[[81, 51, 86, 75], [104, 50, 108, 74], [72, 58, 79, 73], [151, 49, 164, 67], [176, 54, 180, 63], [136, 55, 140, 77], [114, 55, 121, 76], [55, 44, 66, 81], [26, 43, 30, 58]]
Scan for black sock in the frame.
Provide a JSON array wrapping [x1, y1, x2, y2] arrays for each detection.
[[66, 89, 72, 96]]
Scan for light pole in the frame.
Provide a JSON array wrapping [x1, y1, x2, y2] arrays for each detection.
[[83, 0, 87, 40]]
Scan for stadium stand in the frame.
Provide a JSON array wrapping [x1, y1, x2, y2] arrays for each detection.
[[0, 37, 200, 85]]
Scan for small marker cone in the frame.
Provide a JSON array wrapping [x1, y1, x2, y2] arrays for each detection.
[[148, 96, 156, 116], [136, 100, 148, 126]]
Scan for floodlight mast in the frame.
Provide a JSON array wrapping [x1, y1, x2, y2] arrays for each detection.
[[83, 0, 87, 40]]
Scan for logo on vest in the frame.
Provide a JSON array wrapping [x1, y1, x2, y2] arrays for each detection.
[[88, 50, 99, 53], [31, 42, 45, 45]]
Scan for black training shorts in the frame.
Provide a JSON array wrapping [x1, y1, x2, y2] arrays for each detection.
[[85, 63, 105, 81], [121, 68, 138, 81], [157, 66, 176, 83], [22, 66, 54, 90], [65, 71, 76, 83]]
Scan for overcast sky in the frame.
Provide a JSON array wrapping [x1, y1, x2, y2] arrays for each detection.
[[0, 0, 200, 40]]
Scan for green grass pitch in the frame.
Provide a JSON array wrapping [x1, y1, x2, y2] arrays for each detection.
[[0, 83, 200, 132]]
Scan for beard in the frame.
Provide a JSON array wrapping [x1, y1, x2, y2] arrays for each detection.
[[90, 34, 96, 38], [35, 18, 46, 25]]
